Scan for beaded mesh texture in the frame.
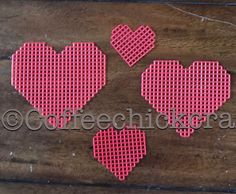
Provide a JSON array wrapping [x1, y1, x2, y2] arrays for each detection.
[[11, 42, 106, 128], [93, 127, 146, 181], [110, 24, 155, 67], [141, 60, 231, 137]]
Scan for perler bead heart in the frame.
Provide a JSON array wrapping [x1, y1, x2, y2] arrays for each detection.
[[11, 42, 106, 128], [110, 24, 155, 67], [93, 127, 146, 181], [141, 60, 231, 137]]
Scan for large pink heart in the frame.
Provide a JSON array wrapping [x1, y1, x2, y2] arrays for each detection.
[[110, 24, 155, 67], [93, 127, 146, 181], [141, 60, 231, 137], [11, 42, 106, 128]]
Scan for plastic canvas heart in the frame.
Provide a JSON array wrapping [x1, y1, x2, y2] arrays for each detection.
[[93, 127, 146, 181], [141, 60, 231, 137], [11, 42, 106, 128], [110, 24, 155, 67]]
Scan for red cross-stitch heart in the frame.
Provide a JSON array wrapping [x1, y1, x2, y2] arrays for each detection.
[[110, 24, 155, 67], [141, 60, 231, 137], [11, 42, 106, 128], [93, 127, 146, 181]]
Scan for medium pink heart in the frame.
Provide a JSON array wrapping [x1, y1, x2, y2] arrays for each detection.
[[141, 60, 231, 137], [93, 127, 146, 181], [110, 24, 155, 67], [11, 42, 106, 128]]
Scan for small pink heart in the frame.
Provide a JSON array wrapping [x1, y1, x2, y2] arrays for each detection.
[[141, 60, 231, 137], [110, 24, 155, 67], [12, 42, 106, 128], [93, 127, 146, 181]]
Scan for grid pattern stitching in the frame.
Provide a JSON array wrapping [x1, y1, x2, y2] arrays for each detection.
[[111, 24, 155, 67], [11, 42, 106, 128], [141, 60, 231, 137], [93, 127, 146, 181]]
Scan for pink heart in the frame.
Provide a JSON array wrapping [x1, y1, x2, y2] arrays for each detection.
[[93, 127, 146, 181], [141, 60, 231, 137], [110, 24, 155, 67], [11, 42, 106, 128]]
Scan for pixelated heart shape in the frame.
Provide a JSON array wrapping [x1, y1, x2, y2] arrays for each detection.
[[110, 24, 155, 67], [141, 60, 231, 137], [93, 127, 146, 181], [11, 42, 106, 128]]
